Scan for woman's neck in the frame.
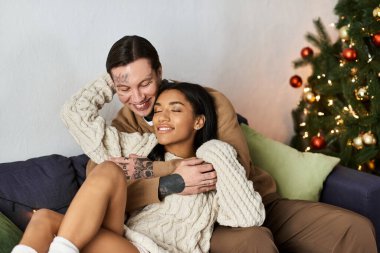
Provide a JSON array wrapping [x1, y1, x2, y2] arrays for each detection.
[[164, 143, 195, 159]]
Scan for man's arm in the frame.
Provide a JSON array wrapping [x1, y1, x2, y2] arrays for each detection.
[[208, 88, 277, 199]]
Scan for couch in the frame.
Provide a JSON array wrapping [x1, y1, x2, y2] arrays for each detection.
[[1, 126, 380, 252]]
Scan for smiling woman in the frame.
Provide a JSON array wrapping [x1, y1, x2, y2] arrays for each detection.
[[150, 81, 217, 160]]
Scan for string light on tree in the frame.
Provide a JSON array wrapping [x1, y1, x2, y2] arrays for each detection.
[[350, 67, 358, 76], [339, 25, 349, 40]]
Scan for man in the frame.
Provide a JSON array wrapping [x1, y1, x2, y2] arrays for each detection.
[[88, 35, 376, 253]]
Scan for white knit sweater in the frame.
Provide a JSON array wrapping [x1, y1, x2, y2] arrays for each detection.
[[61, 75, 265, 253]]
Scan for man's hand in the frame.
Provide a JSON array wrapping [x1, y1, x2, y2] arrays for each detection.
[[109, 154, 153, 180], [158, 158, 217, 199], [175, 158, 217, 195]]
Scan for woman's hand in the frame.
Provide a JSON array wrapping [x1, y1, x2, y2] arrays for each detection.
[[108, 154, 153, 180]]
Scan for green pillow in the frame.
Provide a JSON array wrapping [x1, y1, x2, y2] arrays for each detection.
[[0, 212, 22, 253], [241, 124, 340, 201]]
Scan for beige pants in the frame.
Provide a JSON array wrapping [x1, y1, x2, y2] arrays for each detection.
[[210, 194, 377, 253]]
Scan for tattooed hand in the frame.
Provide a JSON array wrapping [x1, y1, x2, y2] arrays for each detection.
[[158, 157, 217, 199], [109, 154, 154, 180]]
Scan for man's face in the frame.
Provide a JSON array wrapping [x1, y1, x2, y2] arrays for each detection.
[[111, 58, 161, 117]]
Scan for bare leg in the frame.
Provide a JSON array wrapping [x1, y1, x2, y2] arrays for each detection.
[[18, 209, 63, 252], [17, 209, 139, 253], [57, 161, 127, 249], [83, 228, 139, 253]]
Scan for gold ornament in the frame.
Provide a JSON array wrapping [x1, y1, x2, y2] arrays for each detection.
[[373, 6, 380, 20], [353, 136, 364, 149], [367, 160, 376, 171], [354, 86, 369, 101], [339, 26, 349, 40], [304, 91, 316, 103], [362, 132, 377, 145]]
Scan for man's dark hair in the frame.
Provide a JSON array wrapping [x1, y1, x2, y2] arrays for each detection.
[[148, 81, 218, 160], [106, 35, 161, 75]]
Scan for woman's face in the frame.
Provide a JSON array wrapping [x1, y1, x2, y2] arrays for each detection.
[[111, 58, 161, 117], [153, 89, 204, 157]]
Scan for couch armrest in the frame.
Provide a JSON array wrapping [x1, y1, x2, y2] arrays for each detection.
[[320, 165, 380, 245]]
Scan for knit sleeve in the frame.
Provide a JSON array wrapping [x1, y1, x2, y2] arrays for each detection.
[[196, 139, 265, 227], [61, 74, 157, 164]]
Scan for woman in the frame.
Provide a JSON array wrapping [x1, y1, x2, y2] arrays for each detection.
[[12, 79, 265, 253]]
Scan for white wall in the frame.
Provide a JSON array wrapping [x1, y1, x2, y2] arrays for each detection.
[[0, 0, 338, 162]]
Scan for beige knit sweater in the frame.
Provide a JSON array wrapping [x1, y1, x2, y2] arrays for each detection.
[[61, 75, 265, 253]]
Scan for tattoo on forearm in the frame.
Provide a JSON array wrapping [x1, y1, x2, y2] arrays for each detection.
[[133, 158, 154, 179], [158, 174, 185, 199]]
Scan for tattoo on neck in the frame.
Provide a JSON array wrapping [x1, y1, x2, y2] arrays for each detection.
[[133, 158, 154, 179], [158, 174, 185, 199]]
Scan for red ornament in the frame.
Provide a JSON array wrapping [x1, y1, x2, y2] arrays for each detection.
[[289, 75, 303, 88], [342, 48, 357, 61], [301, 47, 314, 58], [311, 135, 326, 149], [372, 33, 380, 47]]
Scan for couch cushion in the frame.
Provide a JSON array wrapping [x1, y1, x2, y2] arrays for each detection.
[[241, 124, 340, 201], [0, 154, 88, 230]]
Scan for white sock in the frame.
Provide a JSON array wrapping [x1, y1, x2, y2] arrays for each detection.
[[48, 236, 79, 253], [11, 245, 38, 253]]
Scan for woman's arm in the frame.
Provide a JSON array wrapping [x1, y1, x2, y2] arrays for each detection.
[[196, 139, 266, 227], [61, 74, 157, 164]]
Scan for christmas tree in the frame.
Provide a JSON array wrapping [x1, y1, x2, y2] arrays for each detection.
[[290, 0, 380, 174]]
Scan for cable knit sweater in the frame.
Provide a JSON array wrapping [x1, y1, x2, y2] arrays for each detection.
[[61, 75, 265, 253]]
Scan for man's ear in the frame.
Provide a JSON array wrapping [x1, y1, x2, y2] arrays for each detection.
[[157, 66, 163, 80], [194, 115, 206, 130]]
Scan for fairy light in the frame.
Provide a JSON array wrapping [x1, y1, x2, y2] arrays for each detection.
[[303, 132, 309, 139], [303, 87, 312, 93], [328, 80, 333, 86], [368, 53, 373, 63], [300, 122, 306, 127], [328, 99, 334, 106], [315, 95, 321, 101], [348, 104, 359, 119], [305, 147, 311, 152], [318, 112, 325, 116]]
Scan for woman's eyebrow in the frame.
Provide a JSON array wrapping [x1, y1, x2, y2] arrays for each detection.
[[169, 101, 185, 106], [154, 101, 184, 106]]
